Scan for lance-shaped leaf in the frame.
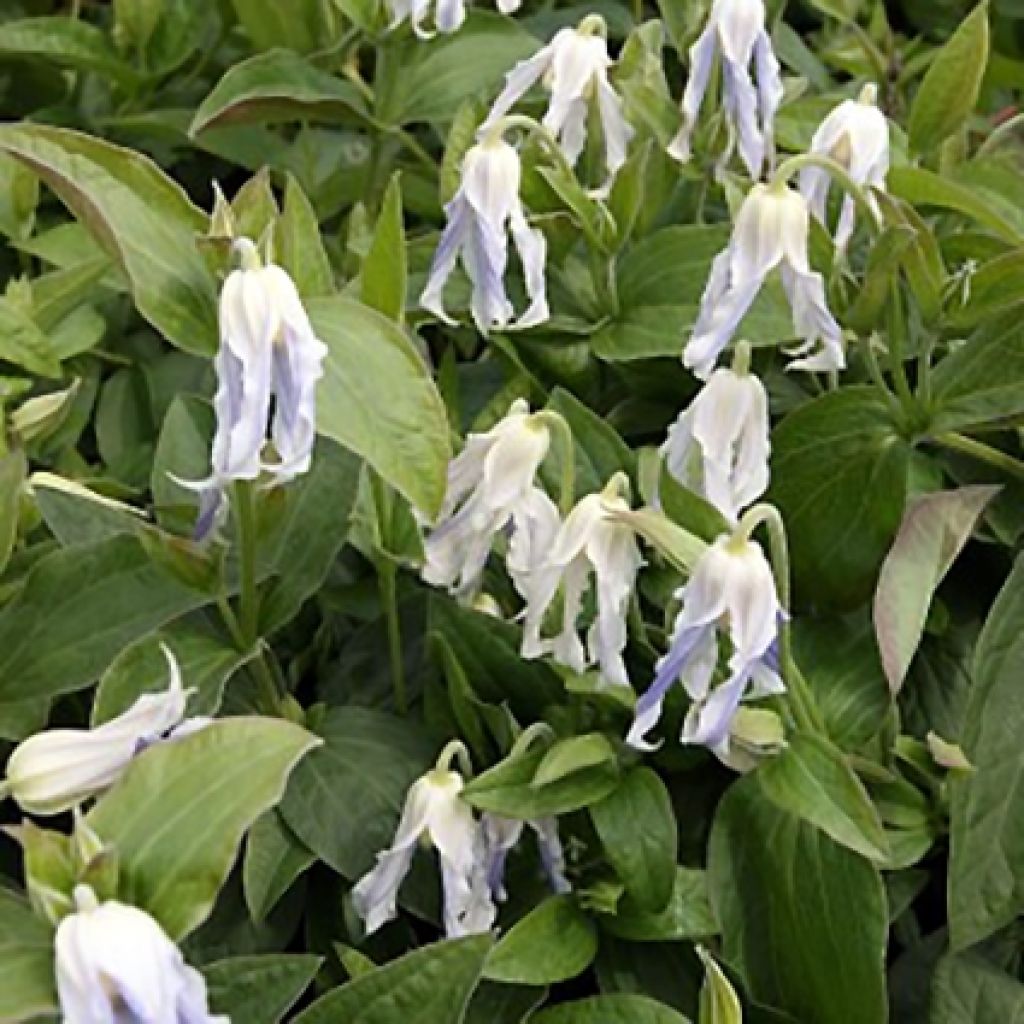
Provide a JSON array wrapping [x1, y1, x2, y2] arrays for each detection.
[[204, 954, 323, 1024], [0, 17, 137, 82], [87, 718, 319, 940], [0, 887, 58, 1023], [0, 124, 217, 355], [874, 485, 997, 694]]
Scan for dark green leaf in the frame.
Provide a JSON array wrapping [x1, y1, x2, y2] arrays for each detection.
[[243, 811, 316, 924], [205, 954, 322, 1024], [361, 174, 407, 322], [930, 953, 1024, 1023], [0, 887, 58, 1023], [529, 994, 691, 1024]]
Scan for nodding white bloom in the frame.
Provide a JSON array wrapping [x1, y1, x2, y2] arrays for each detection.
[[684, 182, 844, 379], [423, 400, 551, 599], [2, 648, 201, 816], [799, 83, 889, 253], [55, 885, 228, 1024], [182, 238, 327, 539], [352, 753, 495, 938], [661, 357, 769, 523], [482, 814, 570, 901], [421, 133, 548, 335], [626, 533, 784, 761], [522, 476, 643, 688], [669, 0, 783, 179], [479, 16, 634, 191], [507, 486, 563, 656], [389, 0, 520, 39]]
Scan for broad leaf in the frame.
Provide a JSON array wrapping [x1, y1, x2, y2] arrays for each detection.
[[293, 935, 492, 1024], [930, 953, 1024, 1023], [205, 954, 322, 1024], [361, 174, 407, 322], [709, 776, 887, 1024], [243, 811, 316, 924], [602, 867, 717, 942], [87, 718, 318, 940], [529, 994, 691, 1024], [0, 887, 58, 1023], [0, 17, 137, 82]]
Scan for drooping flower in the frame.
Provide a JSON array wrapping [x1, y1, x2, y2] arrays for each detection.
[[55, 885, 228, 1024], [661, 354, 769, 523], [423, 400, 551, 598], [180, 238, 327, 539], [522, 475, 643, 688], [479, 16, 634, 191], [420, 132, 548, 334], [668, 0, 783, 179], [2, 647, 201, 816], [352, 750, 495, 938], [799, 83, 889, 253], [482, 813, 571, 901], [626, 532, 784, 760], [684, 181, 845, 379], [388, 0, 520, 39]]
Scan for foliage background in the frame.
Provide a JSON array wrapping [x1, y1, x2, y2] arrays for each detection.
[[1, 0, 1024, 1021]]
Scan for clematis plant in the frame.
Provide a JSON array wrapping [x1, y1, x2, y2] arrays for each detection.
[[684, 180, 845, 378], [387, 0, 520, 38], [179, 237, 328, 539], [420, 128, 548, 334], [626, 520, 785, 762], [661, 342, 770, 523], [1, 647, 205, 815], [55, 885, 228, 1024], [799, 83, 890, 253], [669, 0, 783, 179], [479, 15, 634, 192], [351, 742, 495, 938], [482, 813, 570, 902]]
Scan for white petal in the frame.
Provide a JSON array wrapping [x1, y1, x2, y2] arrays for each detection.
[[529, 817, 571, 894], [779, 264, 846, 373], [669, 27, 718, 163], [754, 30, 783, 169], [435, 0, 466, 33], [479, 45, 553, 135], [508, 205, 550, 329], [420, 193, 472, 325], [595, 77, 634, 184], [721, 57, 764, 178]]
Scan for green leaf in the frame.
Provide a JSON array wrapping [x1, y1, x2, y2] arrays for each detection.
[[931, 314, 1024, 431], [205, 954, 322, 1024], [152, 394, 214, 534], [947, 250, 1024, 330], [243, 811, 316, 924], [697, 947, 743, 1024], [381, 13, 538, 125], [92, 622, 248, 724], [191, 48, 367, 136], [277, 173, 334, 299], [0, 296, 61, 376], [888, 167, 1024, 247], [534, 733, 616, 787], [0, 17, 137, 82], [0, 124, 217, 355], [361, 174, 407, 322], [485, 896, 598, 985], [0, 534, 211, 702], [590, 767, 677, 912], [602, 867, 717, 943], [757, 733, 889, 861], [465, 981, 547, 1024], [874, 486, 997, 694], [908, 2, 989, 154], [949, 555, 1024, 949], [930, 953, 1024, 1023], [86, 718, 319, 940], [0, 887, 58, 1023], [709, 776, 887, 1024], [279, 707, 436, 877], [293, 935, 492, 1024], [529, 994, 692, 1024], [0, 451, 26, 575], [310, 295, 451, 518], [769, 386, 910, 610]]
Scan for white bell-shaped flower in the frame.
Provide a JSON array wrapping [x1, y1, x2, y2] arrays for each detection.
[[55, 885, 228, 1024], [661, 353, 769, 523], [423, 400, 551, 598], [479, 16, 634, 191], [799, 83, 889, 253], [421, 133, 548, 334], [352, 750, 495, 938], [522, 475, 643, 688], [389, 0, 520, 39], [2, 647, 201, 816], [627, 532, 784, 761], [180, 238, 327, 539], [684, 181, 844, 379], [669, 0, 783, 179], [481, 813, 570, 901]]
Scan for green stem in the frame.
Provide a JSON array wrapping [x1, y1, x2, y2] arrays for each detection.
[[771, 153, 880, 237], [249, 647, 282, 716], [233, 481, 261, 646], [735, 504, 827, 738], [378, 560, 408, 714], [935, 432, 1024, 481], [217, 595, 246, 650], [886, 283, 915, 412], [861, 334, 902, 414]]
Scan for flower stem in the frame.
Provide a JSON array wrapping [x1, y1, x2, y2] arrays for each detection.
[[233, 481, 261, 646], [535, 409, 577, 515], [935, 432, 1024, 481], [771, 153, 879, 238], [378, 559, 408, 715]]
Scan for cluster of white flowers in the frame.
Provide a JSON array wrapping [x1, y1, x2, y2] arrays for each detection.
[[351, 743, 568, 939]]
